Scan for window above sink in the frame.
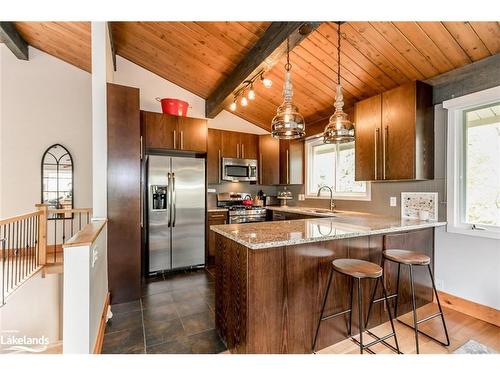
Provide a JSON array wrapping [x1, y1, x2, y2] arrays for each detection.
[[305, 137, 371, 201]]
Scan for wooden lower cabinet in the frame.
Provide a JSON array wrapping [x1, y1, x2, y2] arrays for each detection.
[[207, 211, 228, 264], [215, 227, 435, 353]]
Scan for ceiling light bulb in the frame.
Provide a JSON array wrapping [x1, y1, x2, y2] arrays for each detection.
[[229, 100, 237, 111], [240, 96, 248, 107], [261, 76, 273, 88], [248, 88, 256, 100]]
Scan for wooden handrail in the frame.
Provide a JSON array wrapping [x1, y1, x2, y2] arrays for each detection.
[[47, 208, 93, 214], [0, 210, 42, 226]]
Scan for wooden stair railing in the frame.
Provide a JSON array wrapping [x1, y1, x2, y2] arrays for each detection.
[[0, 205, 92, 305]]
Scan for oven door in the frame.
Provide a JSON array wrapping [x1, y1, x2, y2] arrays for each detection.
[[222, 158, 257, 182]]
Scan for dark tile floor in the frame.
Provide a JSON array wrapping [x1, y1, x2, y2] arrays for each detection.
[[102, 268, 226, 354]]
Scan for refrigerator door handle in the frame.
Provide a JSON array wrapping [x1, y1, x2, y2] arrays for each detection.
[[172, 172, 176, 227], [167, 172, 172, 227]]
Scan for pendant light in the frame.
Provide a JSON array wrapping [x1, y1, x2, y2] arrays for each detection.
[[323, 22, 355, 144], [271, 38, 305, 139]]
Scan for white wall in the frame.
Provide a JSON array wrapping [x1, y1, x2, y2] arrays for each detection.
[[91, 22, 109, 219], [0, 45, 92, 218], [435, 227, 500, 309], [63, 222, 108, 354], [113, 55, 267, 134], [0, 271, 63, 351]]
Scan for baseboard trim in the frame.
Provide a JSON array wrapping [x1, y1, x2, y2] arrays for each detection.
[[437, 291, 499, 327], [93, 292, 110, 354]]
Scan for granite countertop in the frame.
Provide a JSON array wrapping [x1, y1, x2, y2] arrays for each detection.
[[265, 205, 338, 217], [210, 211, 446, 250]]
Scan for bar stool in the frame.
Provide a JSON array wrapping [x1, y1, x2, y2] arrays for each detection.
[[371, 249, 450, 354], [312, 259, 401, 354]]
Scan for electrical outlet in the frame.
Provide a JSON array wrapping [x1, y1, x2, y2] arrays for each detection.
[[390, 196, 397, 207], [435, 278, 444, 291]]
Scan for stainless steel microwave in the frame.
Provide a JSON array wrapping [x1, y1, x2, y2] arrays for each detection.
[[221, 157, 258, 182]]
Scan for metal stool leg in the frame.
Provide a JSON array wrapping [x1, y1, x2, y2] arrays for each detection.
[[393, 262, 401, 318], [312, 268, 334, 353], [364, 277, 379, 328], [347, 276, 354, 336], [382, 280, 401, 354], [408, 265, 420, 354], [357, 278, 364, 354], [427, 264, 450, 346]]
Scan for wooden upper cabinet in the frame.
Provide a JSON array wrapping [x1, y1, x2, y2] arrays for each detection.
[[355, 94, 382, 181], [279, 139, 304, 185], [142, 111, 176, 150], [141, 111, 207, 153], [207, 129, 223, 184], [177, 116, 207, 152], [240, 133, 259, 159], [354, 81, 434, 181], [259, 135, 280, 185], [221, 131, 240, 158]]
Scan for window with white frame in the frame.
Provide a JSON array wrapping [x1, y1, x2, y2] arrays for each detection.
[[305, 137, 370, 200], [444, 86, 500, 239]]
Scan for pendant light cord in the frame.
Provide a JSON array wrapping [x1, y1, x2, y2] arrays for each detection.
[[337, 22, 341, 85], [285, 37, 291, 71]]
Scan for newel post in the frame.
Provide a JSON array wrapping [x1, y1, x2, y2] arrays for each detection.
[[35, 204, 48, 265]]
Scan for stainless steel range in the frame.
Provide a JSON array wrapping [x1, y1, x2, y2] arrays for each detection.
[[217, 192, 267, 224]]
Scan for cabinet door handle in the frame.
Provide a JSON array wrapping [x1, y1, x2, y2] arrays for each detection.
[[374, 128, 379, 180], [218, 149, 222, 184], [286, 149, 290, 184], [259, 153, 263, 185], [383, 125, 388, 180], [236, 143, 240, 158], [140, 135, 143, 160], [173, 130, 177, 149], [180, 131, 184, 150]]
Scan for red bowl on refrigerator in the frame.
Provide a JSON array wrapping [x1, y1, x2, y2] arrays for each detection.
[[156, 98, 189, 116]]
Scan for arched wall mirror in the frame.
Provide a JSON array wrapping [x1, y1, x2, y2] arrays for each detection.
[[41, 144, 74, 219]]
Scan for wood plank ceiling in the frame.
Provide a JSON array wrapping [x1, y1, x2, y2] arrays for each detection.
[[11, 21, 500, 131], [14, 22, 91, 72]]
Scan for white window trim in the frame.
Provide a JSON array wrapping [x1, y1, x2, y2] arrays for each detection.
[[304, 136, 371, 201], [443, 85, 500, 240]]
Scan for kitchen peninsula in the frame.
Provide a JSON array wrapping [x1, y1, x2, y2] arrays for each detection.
[[211, 212, 446, 353]]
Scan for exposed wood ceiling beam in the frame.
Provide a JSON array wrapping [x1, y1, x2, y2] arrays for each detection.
[[205, 22, 321, 119], [0, 22, 29, 60]]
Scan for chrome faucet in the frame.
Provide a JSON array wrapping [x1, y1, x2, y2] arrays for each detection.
[[317, 185, 335, 212]]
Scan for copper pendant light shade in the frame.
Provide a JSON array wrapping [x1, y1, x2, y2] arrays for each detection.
[[323, 22, 355, 144]]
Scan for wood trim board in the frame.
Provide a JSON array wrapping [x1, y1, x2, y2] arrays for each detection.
[[437, 291, 500, 327], [93, 292, 111, 354]]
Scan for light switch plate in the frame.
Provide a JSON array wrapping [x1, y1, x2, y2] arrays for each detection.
[[390, 197, 397, 207]]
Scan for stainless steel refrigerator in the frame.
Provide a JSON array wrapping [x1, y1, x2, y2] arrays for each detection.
[[147, 154, 205, 273]]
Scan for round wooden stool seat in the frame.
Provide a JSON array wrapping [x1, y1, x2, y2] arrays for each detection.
[[331, 259, 382, 279], [383, 249, 430, 265]]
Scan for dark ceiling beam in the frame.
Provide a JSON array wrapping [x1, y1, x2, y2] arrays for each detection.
[[107, 22, 117, 71], [205, 22, 322, 119], [0, 22, 29, 60]]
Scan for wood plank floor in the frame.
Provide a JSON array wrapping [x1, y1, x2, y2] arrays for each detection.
[[318, 303, 500, 354]]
